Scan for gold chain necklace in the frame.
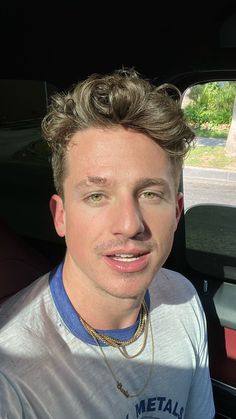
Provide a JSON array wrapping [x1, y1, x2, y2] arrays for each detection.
[[93, 307, 154, 398], [79, 301, 148, 351], [80, 301, 155, 398]]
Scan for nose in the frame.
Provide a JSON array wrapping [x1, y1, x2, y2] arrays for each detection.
[[110, 195, 145, 239]]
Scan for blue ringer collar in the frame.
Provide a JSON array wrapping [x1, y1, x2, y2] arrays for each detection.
[[49, 261, 150, 346]]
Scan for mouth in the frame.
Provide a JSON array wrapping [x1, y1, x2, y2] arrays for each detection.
[[108, 253, 147, 261], [102, 251, 151, 273]]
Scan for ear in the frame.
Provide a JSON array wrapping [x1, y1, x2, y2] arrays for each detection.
[[174, 192, 184, 230], [49, 194, 66, 237]]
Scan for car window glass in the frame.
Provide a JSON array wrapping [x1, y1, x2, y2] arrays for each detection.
[[181, 81, 236, 280], [0, 80, 59, 242], [0, 80, 57, 164]]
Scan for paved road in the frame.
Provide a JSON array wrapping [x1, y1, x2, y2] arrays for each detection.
[[183, 136, 236, 209], [183, 166, 236, 210], [196, 136, 226, 147]]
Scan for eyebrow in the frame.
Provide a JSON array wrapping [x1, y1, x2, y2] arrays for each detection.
[[75, 176, 110, 188], [75, 176, 170, 191], [134, 177, 170, 190]]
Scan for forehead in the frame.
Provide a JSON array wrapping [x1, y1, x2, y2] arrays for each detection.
[[66, 127, 173, 182]]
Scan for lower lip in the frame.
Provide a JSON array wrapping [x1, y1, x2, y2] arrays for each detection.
[[102, 254, 150, 273]]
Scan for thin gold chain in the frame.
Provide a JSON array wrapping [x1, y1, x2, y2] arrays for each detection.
[[79, 301, 148, 348], [117, 305, 150, 359], [93, 304, 154, 398], [80, 300, 155, 398]]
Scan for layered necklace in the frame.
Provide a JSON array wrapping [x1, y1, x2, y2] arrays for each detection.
[[79, 300, 154, 398]]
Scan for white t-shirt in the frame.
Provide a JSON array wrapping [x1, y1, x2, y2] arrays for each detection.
[[0, 263, 215, 418]]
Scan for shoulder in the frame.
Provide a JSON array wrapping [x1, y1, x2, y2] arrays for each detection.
[[0, 272, 51, 340], [149, 268, 206, 331], [150, 267, 198, 302], [0, 272, 60, 374]]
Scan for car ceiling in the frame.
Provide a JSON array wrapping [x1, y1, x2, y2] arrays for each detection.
[[1, 1, 236, 89]]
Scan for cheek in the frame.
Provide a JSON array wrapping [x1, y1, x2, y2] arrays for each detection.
[[65, 223, 91, 267], [146, 206, 178, 233], [154, 214, 178, 254], [64, 208, 104, 251]]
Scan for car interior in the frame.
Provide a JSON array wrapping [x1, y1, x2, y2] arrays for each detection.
[[1, 2, 236, 418]]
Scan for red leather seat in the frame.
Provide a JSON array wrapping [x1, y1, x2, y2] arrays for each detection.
[[0, 220, 53, 302]]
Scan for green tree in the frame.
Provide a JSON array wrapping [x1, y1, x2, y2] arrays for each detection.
[[184, 82, 236, 126]]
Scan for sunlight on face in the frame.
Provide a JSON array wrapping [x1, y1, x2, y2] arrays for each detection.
[[50, 127, 183, 301]]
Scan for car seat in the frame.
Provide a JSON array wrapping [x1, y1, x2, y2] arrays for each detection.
[[0, 219, 53, 302]]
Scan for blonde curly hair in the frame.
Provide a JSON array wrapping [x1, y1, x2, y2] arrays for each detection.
[[42, 68, 195, 197]]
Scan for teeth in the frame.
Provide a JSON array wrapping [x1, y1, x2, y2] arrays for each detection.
[[114, 253, 135, 257], [113, 256, 139, 262], [111, 254, 140, 262]]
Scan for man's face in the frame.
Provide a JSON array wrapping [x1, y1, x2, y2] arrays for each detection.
[[51, 127, 183, 301]]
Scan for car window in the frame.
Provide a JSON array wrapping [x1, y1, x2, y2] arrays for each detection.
[[0, 80, 58, 242], [181, 81, 236, 281], [0, 79, 56, 163]]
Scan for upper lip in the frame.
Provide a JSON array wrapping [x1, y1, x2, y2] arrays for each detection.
[[104, 249, 150, 257]]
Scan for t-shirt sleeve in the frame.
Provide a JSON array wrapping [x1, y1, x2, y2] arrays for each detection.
[[0, 372, 23, 418], [184, 294, 215, 419]]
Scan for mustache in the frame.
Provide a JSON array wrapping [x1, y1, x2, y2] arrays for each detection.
[[94, 238, 157, 255]]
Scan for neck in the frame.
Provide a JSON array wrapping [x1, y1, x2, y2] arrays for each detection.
[[62, 259, 145, 330]]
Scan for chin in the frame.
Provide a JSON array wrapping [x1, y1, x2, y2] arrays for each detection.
[[104, 274, 153, 300]]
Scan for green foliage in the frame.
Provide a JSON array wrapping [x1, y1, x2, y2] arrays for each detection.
[[184, 82, 236, 126], [193, 125, 228, 139]]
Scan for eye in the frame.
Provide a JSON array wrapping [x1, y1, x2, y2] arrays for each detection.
[[140, 191, 163, 200], [87, 193, 103, 202]]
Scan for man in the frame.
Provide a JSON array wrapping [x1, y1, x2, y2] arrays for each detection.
[[0, 68, 215, 418]]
